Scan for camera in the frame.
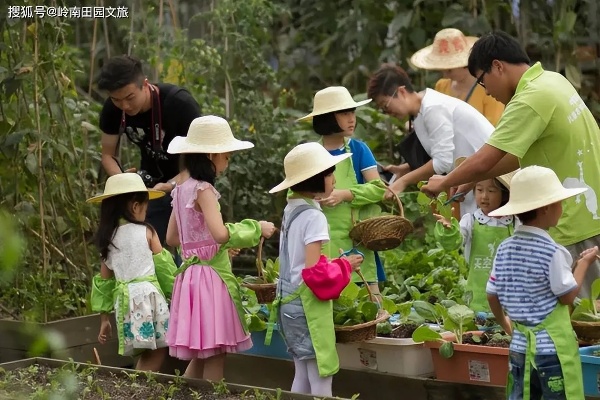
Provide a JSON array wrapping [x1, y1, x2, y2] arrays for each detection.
[[137, 170, 160, 188]]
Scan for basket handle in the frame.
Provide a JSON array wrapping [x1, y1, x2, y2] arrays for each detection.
[[355, 269, 381, 306], [385, 186, 405, 218], [256, 236, 266, 279]]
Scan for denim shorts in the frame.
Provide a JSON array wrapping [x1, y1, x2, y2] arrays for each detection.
[[508, 351, 566, 400]]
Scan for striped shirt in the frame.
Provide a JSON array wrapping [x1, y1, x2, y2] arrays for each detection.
[[486, 225, 577, 355]]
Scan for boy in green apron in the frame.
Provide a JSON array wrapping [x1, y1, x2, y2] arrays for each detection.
[[296, 86, 386, 297], [434, 161, 517, 313], [268, 142, 362, 396], [485, 166, 598, 400]]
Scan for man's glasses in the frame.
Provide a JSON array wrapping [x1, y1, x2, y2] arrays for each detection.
[[476, 71, 487, 88]]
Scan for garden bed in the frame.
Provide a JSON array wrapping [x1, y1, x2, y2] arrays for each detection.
[[0, 358, 340, 400]]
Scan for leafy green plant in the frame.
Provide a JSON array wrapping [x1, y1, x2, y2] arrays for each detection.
[[571, 278, 600, 321], [243, 257, 280, 285], [333, 283, 381, 326], [412, 304, 478, 358]]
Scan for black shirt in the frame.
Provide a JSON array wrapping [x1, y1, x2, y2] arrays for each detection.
[[99, 83, 201, 182]]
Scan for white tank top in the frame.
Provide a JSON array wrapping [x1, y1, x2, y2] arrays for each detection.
[[105, 223, 154, 281]]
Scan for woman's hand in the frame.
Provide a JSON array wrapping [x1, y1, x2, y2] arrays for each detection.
[[259, 221, 276, 238], [383, 163, 411, 178]]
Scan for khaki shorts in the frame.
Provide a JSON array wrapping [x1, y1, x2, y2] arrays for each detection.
[[566, 233, 600, 298]]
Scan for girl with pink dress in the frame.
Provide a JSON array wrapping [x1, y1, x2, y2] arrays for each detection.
[[165, 116, 276, 380]]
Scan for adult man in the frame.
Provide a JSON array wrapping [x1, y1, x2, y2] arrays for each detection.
[[98, 55, 201, 243], [422, 31, 600, 296]]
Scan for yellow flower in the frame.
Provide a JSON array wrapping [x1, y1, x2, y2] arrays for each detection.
[[249, 124, 256, 133]]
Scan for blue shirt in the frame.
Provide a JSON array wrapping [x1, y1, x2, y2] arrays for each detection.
[[327, 139, 377, 184]]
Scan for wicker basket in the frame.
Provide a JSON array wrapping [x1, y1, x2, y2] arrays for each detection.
[[572, 320, 600, 341], [349, 187, 414, 252], [334, 271, 391, 343], [242, 237, 277, 304]]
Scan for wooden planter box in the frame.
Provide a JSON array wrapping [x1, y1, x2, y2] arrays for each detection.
[[425, 340, 509, 386], [0, 357, 343, 400], [0, 314, 132, 367]]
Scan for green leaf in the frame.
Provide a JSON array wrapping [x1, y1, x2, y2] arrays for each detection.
[[413, 300, 438, 321], [381, 296, 398, 315], [590, 279, 600, 303], [361, 302, 379, 322], [447, 304, 475, 326], [412, 325, 442, 343], [340, 282, 361, 300], [439, 341, 454, 359]]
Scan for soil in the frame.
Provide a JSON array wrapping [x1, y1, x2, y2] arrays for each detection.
[[462, 331, 510, 348], [0, 364, 279, 399], [378, 323, 418, 339]]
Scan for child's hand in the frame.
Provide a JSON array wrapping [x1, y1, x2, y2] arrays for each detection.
[[228, 248, 240, 258], [580, 246, 599, 265], [433, 210, 454, 229], [98, 318, 112, 344], [259, 221, 276, 239], [339, 248, 363, 271], [501, 315, 512, 336], [316, 189, 349, 207]]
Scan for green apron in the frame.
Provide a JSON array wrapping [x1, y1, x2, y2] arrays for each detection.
[[114, 275, 164, 355], [321, 140, 377, 283], [509, 303, 584, 399], [178, 250, 249, 334], [466, 219, 513, 312], [266, 203, 339, 377]]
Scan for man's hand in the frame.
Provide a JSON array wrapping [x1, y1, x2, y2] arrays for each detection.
[[420, 175, 448, 198], [153, 182, 173, 193], [448, 182, 475, 202], [125, 167, 137, 173]]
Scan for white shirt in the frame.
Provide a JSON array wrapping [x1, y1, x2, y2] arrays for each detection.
[[282, 199, 330, 287], [459, 209, 516, 261]]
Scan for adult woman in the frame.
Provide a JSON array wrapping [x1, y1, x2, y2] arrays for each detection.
[[367, 64, 493, 216], [410, 28, 504, 126]]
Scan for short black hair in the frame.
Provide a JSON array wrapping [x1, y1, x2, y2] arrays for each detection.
[[467, 31, 531, 77], [494, 178, 510, 207], [97, 55, 145, 92], [312, 109, 356, 136], [290, 166, 335, 193], [367, 63, 415, 100], [517, 209, 538, 224], [180, 153, 216, 185]]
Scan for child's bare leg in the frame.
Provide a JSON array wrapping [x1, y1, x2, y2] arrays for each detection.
[[136, 348, 167, 372], [184, 358, 205, 379], [203, 353, 226, 381]]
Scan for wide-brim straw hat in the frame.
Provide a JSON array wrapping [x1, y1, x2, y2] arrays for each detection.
[[297, 86, 371, 122], [168, 115, 254, 154], [269, 142, 352, 193], [410, 28, 478, 70], [87, 173, 165, 203], [454, 157, 517, 190], [489, 166, 588, 217]]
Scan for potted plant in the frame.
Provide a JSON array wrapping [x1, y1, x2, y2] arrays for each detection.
[[241, 238, 279, 304], [570, 278, 600, 344], [412, 304, 510, 386]]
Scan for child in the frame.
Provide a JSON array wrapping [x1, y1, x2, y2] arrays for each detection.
[[486, 166, 598, 400], [297, 86, 386, 295], [434, 161, 517, 312], [89, 173, 176, 371], [268, 142, 360, 396], [165, 116, 276, 381]]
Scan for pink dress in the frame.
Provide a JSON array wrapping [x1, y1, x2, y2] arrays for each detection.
[[166, 178, 252, 360]]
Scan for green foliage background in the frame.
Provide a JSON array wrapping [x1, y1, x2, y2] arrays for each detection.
[[0, 0, 598, 321]]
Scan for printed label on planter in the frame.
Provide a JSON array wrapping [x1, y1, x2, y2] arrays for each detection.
[[468, 360, 490, 382], [358, 348, 377, 370]]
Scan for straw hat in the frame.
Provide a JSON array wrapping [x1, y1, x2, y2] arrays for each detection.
[[168, 115, 254, 154], [410, 28, 478, 70], [269, 142, 352, 193], [297, 86, 371, 122], [489, 166, 588, 217], [454, 157, 516, 190], [87, 173, 165, 203]]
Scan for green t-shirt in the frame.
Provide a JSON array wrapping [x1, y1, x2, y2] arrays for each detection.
[[487, 62, 600, 246]]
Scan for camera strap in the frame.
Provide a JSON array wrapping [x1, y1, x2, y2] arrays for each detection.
[[118, 83, 163, 152]]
